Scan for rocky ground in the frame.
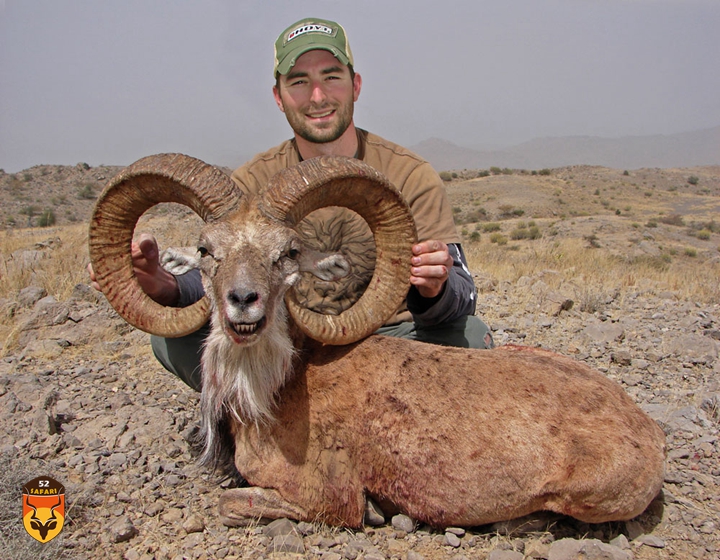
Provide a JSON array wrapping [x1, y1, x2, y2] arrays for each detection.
[[1, 272, 718, 559], [1, 162, 718, 559]]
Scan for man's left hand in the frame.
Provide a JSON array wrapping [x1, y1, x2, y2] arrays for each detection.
[[410, 240, 453, 299]]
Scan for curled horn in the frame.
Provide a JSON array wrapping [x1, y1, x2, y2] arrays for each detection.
[[88, 153, 241, 337], [260, 156, 417, 345]]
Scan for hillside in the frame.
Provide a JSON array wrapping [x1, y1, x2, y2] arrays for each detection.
[[412, 125, 720, 171]]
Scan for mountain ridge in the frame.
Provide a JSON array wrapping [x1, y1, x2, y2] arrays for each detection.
[[411, 125, 720, 171]]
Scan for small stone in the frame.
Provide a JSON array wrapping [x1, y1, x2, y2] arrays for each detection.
[[364, 497, 385, 526], [110, 516, 138, 543], [488, 550, 524, 560], [444, 532, 461, 547], [391, 513, 415, 533], [182, 514, 205, 534], [264, 517, 298, 537], [269, 534, 305, 554], [634, 534, 666, 548]]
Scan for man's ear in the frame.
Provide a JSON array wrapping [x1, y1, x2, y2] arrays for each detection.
[[272, 85, 285, 113], [352, 73, 362, 102]]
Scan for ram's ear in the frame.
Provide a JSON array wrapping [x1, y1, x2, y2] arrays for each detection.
[[298, 248, 350, 281]]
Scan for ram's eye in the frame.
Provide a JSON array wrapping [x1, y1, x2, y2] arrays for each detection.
[[197, 245, 209, 257], [288, 248, 300, 260]]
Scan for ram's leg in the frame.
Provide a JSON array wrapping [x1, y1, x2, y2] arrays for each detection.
[[218, 487, 309, 527]]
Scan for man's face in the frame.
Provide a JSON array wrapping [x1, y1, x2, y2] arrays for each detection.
[[273, 50, 362, 144]]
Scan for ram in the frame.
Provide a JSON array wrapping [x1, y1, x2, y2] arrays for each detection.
[[89, 154, 665, 529]]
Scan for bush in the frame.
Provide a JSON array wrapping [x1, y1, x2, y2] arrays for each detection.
[[684, 247, 697, 257], [538, 168, 551, 176], [687, 176, 699, 185], [482, 222, 502, 232], [477, 170, 490, 178], [489, 232, 508, 245], [37, 209, 56, 227], [658, 214, 685, 227], [77, 182, 96, 199], [469, 231, 481, 242], [439, 171, 453, 182]]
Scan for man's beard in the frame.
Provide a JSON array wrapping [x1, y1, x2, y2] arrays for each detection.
[[285, 102, 354, 144]]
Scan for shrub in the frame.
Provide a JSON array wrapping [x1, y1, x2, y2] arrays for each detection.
[[584, 234, 601, 248], [645, 220, 658, 228], [538, 169, 551, 176], [482, 222, 502, 233], [469, 231, 481, 242], [623, 170, 630, 176], [687, 176, 699, 185], [658, 214, 684, 227], [477, 170, 490, 178], [37, 209, 56, 227], [694, 229, 711, 240], [77, 182, 96, 199], [489, 232, 508, 245], [684, 247, 697, 257], [489, 166, 502, 175], [439, 171, 453, 182]]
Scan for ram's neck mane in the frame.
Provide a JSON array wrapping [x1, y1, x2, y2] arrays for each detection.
[[198, 307, 298, 467]]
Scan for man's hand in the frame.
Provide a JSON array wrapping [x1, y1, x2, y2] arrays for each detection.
[[410, 240, 453, 299], [86, 233, 180, 306]]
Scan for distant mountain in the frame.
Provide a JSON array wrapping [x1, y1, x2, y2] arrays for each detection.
[[411, 126, 720, 171]]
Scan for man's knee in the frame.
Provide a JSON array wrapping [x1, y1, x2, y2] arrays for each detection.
[[150, 325, 208, 392]]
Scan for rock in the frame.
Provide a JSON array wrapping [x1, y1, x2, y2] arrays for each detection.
[[110, 516, 138, 543], [269, 534, 305, 554], [364, 497, 385, 526], [488, 550, 524, 560], [182, 514, 205, 534], [634, 534, 666, 548], [391, 513, 415, 533], [444, 532, 461, 547], [18, 286, 47, 307], [264, 517, 298, 537]]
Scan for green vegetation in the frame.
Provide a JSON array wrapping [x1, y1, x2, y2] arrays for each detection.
[[76, 182, 96, 199], [37, 208, 56, 227]]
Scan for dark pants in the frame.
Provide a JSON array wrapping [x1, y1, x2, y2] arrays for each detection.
[[151, 316, 494, 392]]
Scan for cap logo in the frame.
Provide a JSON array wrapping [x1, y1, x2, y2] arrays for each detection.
[[286, 24, 336, 44]]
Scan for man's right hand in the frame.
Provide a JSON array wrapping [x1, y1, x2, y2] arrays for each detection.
[[87, 233, 180, 307]]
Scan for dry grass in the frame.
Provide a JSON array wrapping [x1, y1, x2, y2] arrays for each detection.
[[1, 224, 90, 302], [465, 236, 720, 304]]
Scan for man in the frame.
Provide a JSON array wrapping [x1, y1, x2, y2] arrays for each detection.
[[91, 18, 493, 391]]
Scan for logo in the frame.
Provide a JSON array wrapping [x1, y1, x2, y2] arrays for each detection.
[[22, 476, 65, 543], [286, 23, 335, 43]]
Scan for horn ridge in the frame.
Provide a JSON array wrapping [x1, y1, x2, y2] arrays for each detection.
[[88, 153, 240, 338], [262, 156, 417, 345]]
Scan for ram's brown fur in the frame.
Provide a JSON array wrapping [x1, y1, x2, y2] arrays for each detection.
[[90, 154, 666, 530]]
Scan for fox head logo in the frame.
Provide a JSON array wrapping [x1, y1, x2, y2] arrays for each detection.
[[22, 476, 65, 543]]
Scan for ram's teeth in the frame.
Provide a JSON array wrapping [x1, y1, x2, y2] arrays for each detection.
[[232, 322, 257, 335]]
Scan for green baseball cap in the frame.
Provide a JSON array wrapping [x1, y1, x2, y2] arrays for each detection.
[[274, 18, 354, 76]]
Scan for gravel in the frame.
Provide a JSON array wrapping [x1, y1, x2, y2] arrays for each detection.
[[1, 278, 718, 559]]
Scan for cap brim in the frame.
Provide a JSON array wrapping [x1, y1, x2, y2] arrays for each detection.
[[276, 45, 350, 76]]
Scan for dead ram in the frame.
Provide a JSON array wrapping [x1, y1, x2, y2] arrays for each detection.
[[89, 153, 665, 529]]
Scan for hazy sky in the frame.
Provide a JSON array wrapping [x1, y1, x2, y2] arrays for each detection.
[[1, 0, 719, 172]]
